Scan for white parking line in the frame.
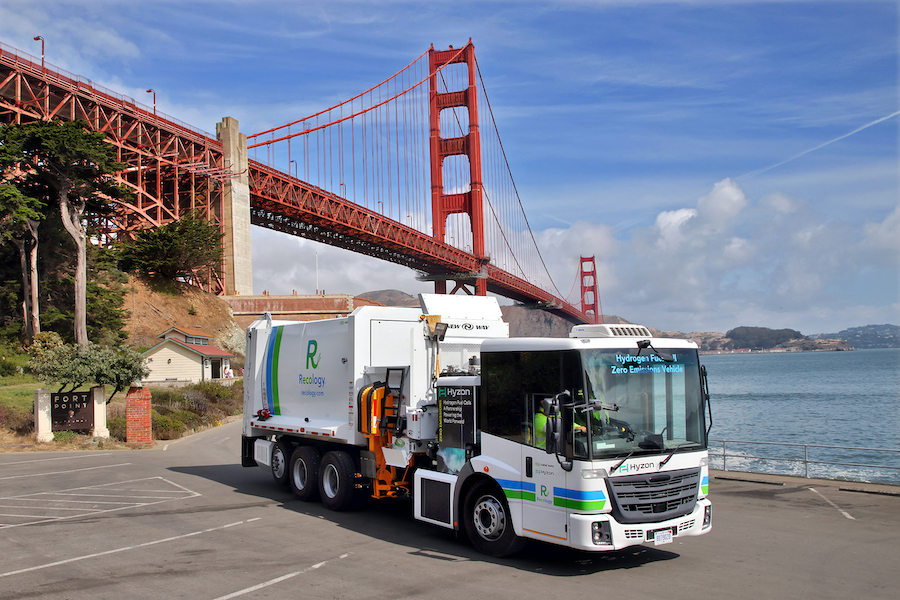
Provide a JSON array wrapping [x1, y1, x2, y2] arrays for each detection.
[[0, 462, 132, 481], [211, 553, 351, 600], [0, 454, 110, 466], [0, 477, 200, 529], [809, 487, 855, 520], [0, 518, 257, 579]]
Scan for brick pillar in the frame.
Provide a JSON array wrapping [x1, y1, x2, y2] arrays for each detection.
[[126, 386, 153, 447]]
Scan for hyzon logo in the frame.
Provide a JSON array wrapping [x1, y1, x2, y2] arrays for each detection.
[[306, 340, 320, 369]]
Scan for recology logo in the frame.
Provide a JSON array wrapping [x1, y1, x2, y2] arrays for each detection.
[[300, 339, 325, 389], [306, 340, 320, 369]]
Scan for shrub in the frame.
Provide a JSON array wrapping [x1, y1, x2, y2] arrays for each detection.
[[171, 409, 202, 429], [0, 360, 17, 377], [192, 380, 232, 400], [107, 416, 126, 441], [53, 430, 78, 442], [0, 402, 33, 434], [181, 389, 209, 415], [151, 411, 186, 440]]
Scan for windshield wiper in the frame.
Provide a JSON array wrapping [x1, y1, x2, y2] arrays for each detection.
[[611, 450, 637, 473], [658, 445, 703, 470], [636, 339, 674, 363], [658, 450, 676, 469]]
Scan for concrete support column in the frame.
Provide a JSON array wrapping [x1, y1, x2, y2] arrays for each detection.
[[91, 385, 109, 439], [34, 388, 53, 443], [216, 117, 253, 296]]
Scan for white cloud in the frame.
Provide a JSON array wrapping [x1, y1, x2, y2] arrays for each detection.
[[654, 208, 697, 251], [696, 178, 747, 228], [864, 206, 900, 254]]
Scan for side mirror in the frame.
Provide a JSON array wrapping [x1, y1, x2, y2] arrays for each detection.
[[541, 396, 561, 455], [545, 413, 561, 455]]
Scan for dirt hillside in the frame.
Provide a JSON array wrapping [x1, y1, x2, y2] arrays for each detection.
[[122, 276, 245, 357]]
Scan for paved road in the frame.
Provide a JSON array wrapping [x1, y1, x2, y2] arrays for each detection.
[[1, 420, 897, 599]]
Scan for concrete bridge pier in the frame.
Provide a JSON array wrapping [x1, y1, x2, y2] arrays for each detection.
[[217, 117, 253, 296]]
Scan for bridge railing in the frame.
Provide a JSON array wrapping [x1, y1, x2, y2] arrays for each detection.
[[709, 438, 900, 485], [1, 40, 214, 142]]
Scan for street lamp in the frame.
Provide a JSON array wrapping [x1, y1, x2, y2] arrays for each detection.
[[146, 89, 156, 116], [32, 36, 44, 71], [289, 159, 296, 179]]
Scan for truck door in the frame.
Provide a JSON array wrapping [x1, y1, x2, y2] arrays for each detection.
[[520, 394, 569, 543]]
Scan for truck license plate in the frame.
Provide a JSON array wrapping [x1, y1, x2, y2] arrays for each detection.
[[651, 528, 674, 545]]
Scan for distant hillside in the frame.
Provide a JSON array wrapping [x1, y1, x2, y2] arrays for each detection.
[[360, 290, 633, 337], [358, 290, 885, 351], [123, 276, 245, 356], [649, 326, 853, 352], [809, 324, 899, 349]]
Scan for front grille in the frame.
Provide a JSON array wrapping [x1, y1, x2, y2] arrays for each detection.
[[608, 468, 700, 524]]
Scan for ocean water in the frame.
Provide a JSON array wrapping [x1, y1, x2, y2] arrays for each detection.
[[701, 348, 900, 484]]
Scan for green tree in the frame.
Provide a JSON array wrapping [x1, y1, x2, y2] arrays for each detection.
[[26, 333, 148, 399], [0, 183, 44, 343], [93, 345, 150, 402], [119, 212, 224, 283], [26, 336, 97, 392], [0, 121, 130, 347]]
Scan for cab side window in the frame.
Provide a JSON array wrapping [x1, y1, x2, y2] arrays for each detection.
[[481, 350, 582, 449]]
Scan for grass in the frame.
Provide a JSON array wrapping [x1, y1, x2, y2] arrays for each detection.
[[0, 377, 45, 412]]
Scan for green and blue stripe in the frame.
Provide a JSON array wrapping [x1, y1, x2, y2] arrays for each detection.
[[553, 487, 607, 510], [497, 478, 536, 501], [497, 479, 607, 511], [265, 326, 284, 414]]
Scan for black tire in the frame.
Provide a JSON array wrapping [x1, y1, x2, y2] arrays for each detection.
[[271, 439, 292, 487], [318, 451, 359, 511], [289, 446, 321, 501], [463, 481, 526, 557]]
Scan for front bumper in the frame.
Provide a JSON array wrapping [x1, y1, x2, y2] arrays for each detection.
[[568, 498, 711, 551]]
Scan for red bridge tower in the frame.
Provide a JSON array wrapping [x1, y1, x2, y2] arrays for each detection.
[[429, 42, 487, 296]]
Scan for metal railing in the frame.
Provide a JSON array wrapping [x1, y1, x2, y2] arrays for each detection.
[[709, 439, 900, 483], [1, 40, 215, 142]]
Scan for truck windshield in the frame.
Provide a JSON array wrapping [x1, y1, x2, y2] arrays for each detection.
[[576, 348, 706, 461]]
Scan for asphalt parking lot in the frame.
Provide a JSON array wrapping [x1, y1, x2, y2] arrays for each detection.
[[1, 420, 898, 600]]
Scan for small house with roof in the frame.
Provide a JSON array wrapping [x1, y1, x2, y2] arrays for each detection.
[[142, 327, 235, 384]]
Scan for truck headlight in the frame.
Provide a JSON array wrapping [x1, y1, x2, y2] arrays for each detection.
[[592, 521, 612, 545], [703, 505, 712, 528], [581, 468, 609, 479]]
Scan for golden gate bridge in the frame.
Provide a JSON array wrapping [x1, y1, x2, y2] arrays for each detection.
[[1, 39, 599, 324]]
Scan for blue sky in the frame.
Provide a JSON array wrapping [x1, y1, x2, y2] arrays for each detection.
[[1, 0, 897, 334]]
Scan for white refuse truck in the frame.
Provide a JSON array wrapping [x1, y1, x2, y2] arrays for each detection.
[[241, 294, 712, 556]]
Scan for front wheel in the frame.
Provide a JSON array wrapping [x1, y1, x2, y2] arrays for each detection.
[[463, 481, 525, 557]]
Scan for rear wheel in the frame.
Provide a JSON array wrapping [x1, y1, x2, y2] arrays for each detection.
[[318, 451, 359, 511], [271, 439, 292, 487], [463, 481, 525, 557], [289, 446, 321, 501]]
